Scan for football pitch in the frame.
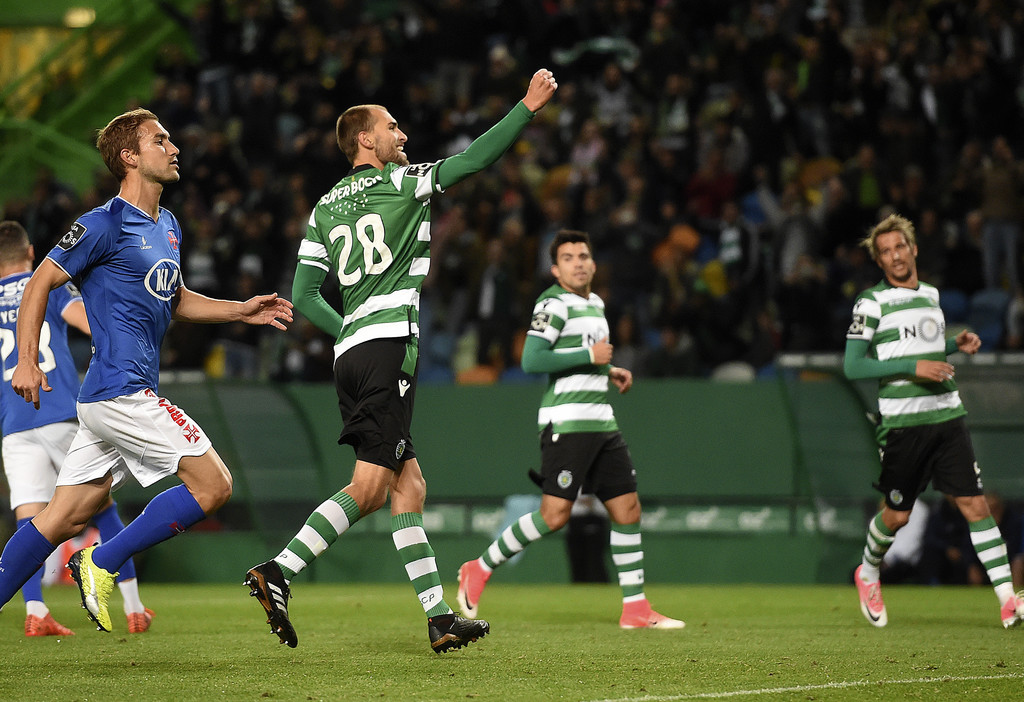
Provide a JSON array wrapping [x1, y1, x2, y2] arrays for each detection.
[[1, 583, 1022, 701]]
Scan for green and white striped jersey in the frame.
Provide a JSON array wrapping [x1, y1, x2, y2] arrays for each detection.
[[528, 284, 617, 434], [297, 161, 441, 358], [846, 280, 966, 427]]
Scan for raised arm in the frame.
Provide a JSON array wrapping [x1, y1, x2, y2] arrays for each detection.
[[436, 69, 557, 190], [12, 258, 70, 407]]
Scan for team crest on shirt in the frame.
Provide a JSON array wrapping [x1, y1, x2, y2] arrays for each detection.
[[557, 470, 573, 489], [57, 222, 87, 251]]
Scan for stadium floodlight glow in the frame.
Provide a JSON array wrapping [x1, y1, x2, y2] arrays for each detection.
[[64, 7, 97, 28]]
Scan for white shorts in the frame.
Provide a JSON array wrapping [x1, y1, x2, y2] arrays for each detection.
[[57, 388, 213, 491], [2, 420, 77, 509]]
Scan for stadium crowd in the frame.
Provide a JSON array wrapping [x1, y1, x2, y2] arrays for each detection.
[[6, 0, 1024, 382]]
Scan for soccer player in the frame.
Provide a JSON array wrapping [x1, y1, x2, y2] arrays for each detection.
[[845, 213, 1024, 628], [0, 109, 293, 633], [456, 230, 685, 630], [243, 69, 559, 652], [0, 220, 154, 635]]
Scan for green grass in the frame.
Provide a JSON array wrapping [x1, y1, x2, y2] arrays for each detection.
[[1, 583, 1023, 701]]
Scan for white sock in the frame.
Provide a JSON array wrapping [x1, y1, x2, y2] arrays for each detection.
[[26, 600, 48, 618], [119, 578, 145, 615]]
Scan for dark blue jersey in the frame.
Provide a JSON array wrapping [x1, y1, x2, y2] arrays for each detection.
[[0, 271, 80, 434], [47, 196, 183, 402]]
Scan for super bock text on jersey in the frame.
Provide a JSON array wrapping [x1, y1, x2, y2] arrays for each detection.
[[297, 161, 441, 357]]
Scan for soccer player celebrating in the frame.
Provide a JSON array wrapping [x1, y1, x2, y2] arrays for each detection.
[[0, 220, 152, 635], [244, 69, 558, 652], [457, 230, 685, 630], [0, 109, 293, 632], [845, 213, 1024, 628]]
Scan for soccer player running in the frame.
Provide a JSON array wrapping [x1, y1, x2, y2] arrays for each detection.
[[0, 220, 153, 636], [846, 213, 1024, 628], [456, 230, 685, 630], [0, 109, 293, 633], [244, 69, 558, 652]]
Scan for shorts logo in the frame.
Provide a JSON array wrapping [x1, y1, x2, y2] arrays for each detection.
[[396, 439, 406, 460], [182, 424, 201, 443], [889, 489, 903, 506], [557, 470, 573, 489], [974, 461, 983, 489], [399, 379, 410, 397], [57, 222, 87, 251]]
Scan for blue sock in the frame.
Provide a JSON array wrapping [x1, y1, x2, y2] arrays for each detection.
[[15, 518, 45, 604], [92, 485, 205, 573], [92, 501, 137, 583], [0, 521, 55, 609]]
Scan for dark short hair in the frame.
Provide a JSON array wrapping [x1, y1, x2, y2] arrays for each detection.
[[0, 220, 31, 266], [549, 229, 592, 263]]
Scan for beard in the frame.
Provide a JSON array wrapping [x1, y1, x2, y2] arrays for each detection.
[[376, 141, 409, 167]]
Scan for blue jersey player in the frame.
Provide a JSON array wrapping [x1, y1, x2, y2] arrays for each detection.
[[0, 109, 292, 633], [0, 220, 153, 636]]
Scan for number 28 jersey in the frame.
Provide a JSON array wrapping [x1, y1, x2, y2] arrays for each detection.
[[297, 161, 441, 358], [0, 271, 81, 435]]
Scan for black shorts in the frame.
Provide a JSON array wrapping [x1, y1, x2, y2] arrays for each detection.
[[538, 424, 637, 502], [876, 417, 983, 511], [333, 338, 417, 471]]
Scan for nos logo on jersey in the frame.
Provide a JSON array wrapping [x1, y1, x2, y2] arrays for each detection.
[[144, 259, 181, 300]]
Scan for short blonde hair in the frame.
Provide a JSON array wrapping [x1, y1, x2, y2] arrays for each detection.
[[96, 108, 159, 181], [860, 213, 917, 260]]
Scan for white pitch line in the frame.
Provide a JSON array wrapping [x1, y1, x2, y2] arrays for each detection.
[[581, 673, 1024, 702]]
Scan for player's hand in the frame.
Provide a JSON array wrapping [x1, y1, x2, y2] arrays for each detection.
[[610, 366, 633, 394], [11, 362, 50, 410], [523, 68, 558, 112], [915, 359, 955, 383], [590, 337, 613, 365], [240, 293, 294, 330], [955, 329, 981, 355]]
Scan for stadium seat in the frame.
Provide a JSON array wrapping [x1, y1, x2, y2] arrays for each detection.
[[939, 288, 969, 324], [968, 289, 1011, 349]]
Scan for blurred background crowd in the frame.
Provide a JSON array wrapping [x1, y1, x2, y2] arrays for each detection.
[[6, 0, 1024, 383]]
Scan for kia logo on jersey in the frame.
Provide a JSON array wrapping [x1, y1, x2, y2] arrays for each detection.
[[144, 259, 181, 300]]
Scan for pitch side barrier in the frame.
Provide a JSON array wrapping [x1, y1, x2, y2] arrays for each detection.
[[105, 358, 1022, 583]]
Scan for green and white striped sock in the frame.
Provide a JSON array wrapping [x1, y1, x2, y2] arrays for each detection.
[[275, 491, 361, 580], [859, 512, 895, 582], [969, 516, 1015, 604], [611, 521, 646, 604], [481, 511, 552, 571], [392, 512, 451, 617]]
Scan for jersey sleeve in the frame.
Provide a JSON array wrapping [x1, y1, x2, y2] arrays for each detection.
[[46, 213, 118, 281], [527, 296, 568, 345], [50, 282, 79, 316], [389, 161, 443, 202], [297, 209, 331, 272], [846, 294, 880, 342]]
